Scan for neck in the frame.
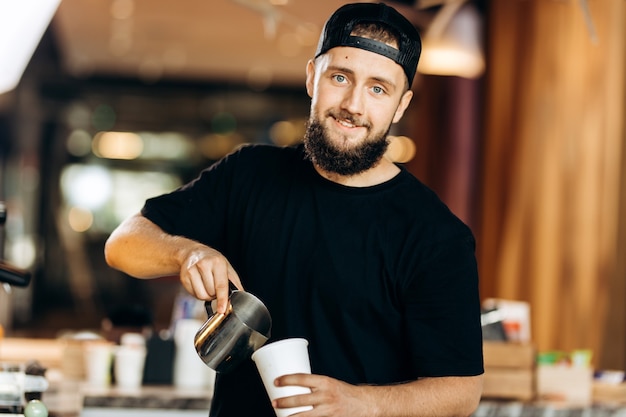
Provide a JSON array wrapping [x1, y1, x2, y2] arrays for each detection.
[[314, 157, 400, 187]]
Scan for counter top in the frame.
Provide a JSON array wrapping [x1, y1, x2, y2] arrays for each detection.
[[43, 380, 212, 417], [2, 336, 213, 416], [475, 400, 626, 417], [81, 385, 212, 409], [40, 385, 626, 417]]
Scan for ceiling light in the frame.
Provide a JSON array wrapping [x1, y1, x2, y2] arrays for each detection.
[[418, 2, 485, 79], [93, 131, 144, 160], [0, 0, 61, 94]]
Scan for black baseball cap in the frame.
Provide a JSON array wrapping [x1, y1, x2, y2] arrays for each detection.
[[315, 2, 422, 86]]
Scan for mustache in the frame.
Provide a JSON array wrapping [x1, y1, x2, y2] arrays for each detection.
[[325, 109, 370, 129]]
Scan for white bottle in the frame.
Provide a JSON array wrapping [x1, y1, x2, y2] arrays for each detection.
[[172, 318, 215, 391]]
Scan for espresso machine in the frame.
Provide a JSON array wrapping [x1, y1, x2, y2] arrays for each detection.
[[0, 202, 49, 416]]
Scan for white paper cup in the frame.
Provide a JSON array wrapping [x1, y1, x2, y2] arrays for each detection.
[[251, 338, 313, 417], [83, 342, 114, 388], [114, 345, 147, 390]]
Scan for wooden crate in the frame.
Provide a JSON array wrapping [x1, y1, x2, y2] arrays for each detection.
[[593, 382, 626, 404], [0, 337, 92, 379], [482, 341, 536, 401], [536, 365, 593, 405], [0, 337, 65, 370], [483, 341, 535, 369]]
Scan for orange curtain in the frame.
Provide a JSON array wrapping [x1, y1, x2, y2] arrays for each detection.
[[477, 0, 626, 368]]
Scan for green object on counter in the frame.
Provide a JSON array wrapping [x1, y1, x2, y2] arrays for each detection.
[[24, 400, 48, 417], [536, 351, 565, 365], [536, 349, 593, 367], [571, 349, 593, 367]]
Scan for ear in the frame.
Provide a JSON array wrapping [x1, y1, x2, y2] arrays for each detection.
[[305, 59, 316, 98], [392, 89, 413, 123]]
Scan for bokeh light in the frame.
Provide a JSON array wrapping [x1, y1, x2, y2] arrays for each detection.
[[92, 131, 143, 160], [386, 135, 416, 163], [60, 164, 112, 210], [269, 120, 304, 146], [67, 206, 94, 232], [66, 129, 93, 157]]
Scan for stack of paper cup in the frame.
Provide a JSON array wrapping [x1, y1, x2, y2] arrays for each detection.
[[114, 333, 147, 390], [252, 338, 313, 417], [83, 341, 114, 388]]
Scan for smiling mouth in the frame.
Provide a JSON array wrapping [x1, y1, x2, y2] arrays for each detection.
[[328, 110, 368, 130], [337, 118, 357, 128]]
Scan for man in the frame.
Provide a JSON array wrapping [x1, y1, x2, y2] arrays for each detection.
[[105, 3, 484, 416]]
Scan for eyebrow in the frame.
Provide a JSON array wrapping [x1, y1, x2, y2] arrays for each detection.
[[326, 64, 398, 92]]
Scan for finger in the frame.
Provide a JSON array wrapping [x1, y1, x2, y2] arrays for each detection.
[[275, 373, 317, 389], [272, 391, 316, 412], [182, 252, 214, 299], [212, 262, 232, 314], [186, 265, 212, 300]]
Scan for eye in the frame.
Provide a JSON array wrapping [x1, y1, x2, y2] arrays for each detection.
[[372, 85, 385, 95], [332, 74, 347, 84]]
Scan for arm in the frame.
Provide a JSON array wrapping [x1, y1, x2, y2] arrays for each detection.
[[104, 213, 240, 313], [274, 373, 483, 417]]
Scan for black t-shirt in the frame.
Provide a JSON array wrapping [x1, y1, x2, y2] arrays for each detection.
[[142, 144, 484, 417]]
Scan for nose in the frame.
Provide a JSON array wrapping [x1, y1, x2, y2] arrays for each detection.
[[340, 86, 364, 115]]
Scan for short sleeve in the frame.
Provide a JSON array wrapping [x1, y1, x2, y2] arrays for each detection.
[[403, 234, 484, 377]]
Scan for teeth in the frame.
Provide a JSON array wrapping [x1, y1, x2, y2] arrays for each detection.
[[339, 119, 355, 128]]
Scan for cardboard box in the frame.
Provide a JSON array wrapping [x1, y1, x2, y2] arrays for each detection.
[[483, 341, 535, 369], [483, 368, 535, 401], [0, 337, 64, 369], [0, 337, 96, 379], [482, 341, 536, 401], [593, 382, 626, 404], [536, 365, 593, 405]]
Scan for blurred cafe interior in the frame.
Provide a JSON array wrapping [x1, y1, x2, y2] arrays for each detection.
[[1, 0, 626, 390]]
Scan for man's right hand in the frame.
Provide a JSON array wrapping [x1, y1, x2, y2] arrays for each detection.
[[180, 246, 242, 314]]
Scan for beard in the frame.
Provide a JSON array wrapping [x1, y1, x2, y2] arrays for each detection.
[[303, 110, 391, 176]]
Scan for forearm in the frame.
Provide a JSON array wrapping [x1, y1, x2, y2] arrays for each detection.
[[275, 373, 483, 417], [366, 375, 483, 417], [104, 213, 198, 278]]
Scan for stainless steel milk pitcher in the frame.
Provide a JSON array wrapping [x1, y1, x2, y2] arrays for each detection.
[[194, 282, 272, 373]]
